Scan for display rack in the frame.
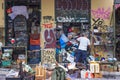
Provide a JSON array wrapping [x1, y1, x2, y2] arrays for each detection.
[[91, 24, 115, 60]]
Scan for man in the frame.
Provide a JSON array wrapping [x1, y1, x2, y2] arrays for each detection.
[[75, 32, 90, 69]]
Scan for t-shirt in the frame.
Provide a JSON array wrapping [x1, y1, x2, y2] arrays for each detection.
[[77, 37, 90, 51]]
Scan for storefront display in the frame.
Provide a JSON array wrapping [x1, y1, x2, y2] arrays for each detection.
[[5, 0, 41, 64], [1, 47, 13, 67], [0, 0, 120, 80], [1, 46, 27, 67]]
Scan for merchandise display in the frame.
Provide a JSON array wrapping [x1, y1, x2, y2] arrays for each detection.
[[1, 47, 13, 67], [5, 0, 41, 65]]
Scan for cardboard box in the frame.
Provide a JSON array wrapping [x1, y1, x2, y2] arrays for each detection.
[[93, 73, 102, 78]]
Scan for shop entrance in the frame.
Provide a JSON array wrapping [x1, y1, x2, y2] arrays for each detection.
[[56, 22, 91, 63], [5, 0, 41, 64]]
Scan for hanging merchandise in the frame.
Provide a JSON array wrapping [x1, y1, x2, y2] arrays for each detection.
[[27, 50, 41, 64], [6, 8, 12, 14], [59, 34, 69, 48], [30, 34, 40, 45], [8, 6, 29, 20], [13, 15, 28, 46]]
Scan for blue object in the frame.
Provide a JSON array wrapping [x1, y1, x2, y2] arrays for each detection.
[[59, 38, 66, 48], [29, 45, 40, 50]]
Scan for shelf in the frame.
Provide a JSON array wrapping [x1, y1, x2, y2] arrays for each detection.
[[94, 32, 113, 35], [94, 44, 114, 47]]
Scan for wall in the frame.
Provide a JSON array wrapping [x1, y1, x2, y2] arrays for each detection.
[[0, 0, 4, 28], [41, 0, 56, 48], [41, 0, 56, 64], [91, 0, 114, 26], [0, 0, 5, 44]]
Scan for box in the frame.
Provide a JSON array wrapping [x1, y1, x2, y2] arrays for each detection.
[[93, 73, 102, 78]]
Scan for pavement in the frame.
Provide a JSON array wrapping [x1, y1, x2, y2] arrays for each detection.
[[1, 68, 120, 80]]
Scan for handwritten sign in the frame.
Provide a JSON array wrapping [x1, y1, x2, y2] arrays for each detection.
[[41, 49, 56, 64]]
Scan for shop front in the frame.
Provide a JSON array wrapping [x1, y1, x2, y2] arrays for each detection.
[[0, 0, 120, 80]]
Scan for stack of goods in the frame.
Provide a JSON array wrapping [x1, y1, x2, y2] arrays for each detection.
[[29, 33, 40, 50], [28, 9, 40, 61], [27, 50, 41, 64], [1, 48, 13, 67]]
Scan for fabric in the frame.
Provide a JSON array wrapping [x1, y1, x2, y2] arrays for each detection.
[[59, 38, 66, 48], [30, 33, 40, 45], [60, 34, 69, 43], [8, 6, 28, 19], [30, 38, 40, 45], [75, 49, 88, 69], [30, 34, 40, 40], [29, 45, 40, 50], [77, 37, 90, 51]]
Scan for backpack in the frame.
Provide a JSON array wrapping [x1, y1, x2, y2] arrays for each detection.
[[51, 67, 66, 80]]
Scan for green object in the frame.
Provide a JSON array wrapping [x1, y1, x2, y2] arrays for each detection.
[[2, 60, 11, 67], [51, 67, 66, 80]]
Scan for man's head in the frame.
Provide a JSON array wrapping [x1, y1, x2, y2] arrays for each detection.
[[81, 32, 88, 37]]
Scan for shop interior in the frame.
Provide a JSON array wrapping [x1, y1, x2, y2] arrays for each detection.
[[55, 22, 91, 63]]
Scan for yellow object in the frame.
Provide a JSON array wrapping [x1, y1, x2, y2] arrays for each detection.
[[90, 61, 100, 73], [35, 65, 46, 80]]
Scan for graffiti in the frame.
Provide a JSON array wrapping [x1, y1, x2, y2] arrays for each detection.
[[92, 18, 107, 31], [44, 29, 56, 48], [43, 16, 53, 23], [42, 49, 56, 64], [56, 0, 90, 22], [56, 0, 89, 10], [42, 16, 56, 48], [42, 23, 53, 28], [91, 8, 111, 19], [57, 16, 74, 22]]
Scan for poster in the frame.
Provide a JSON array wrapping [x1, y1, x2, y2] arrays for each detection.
[[41, 49, 56, 64]]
